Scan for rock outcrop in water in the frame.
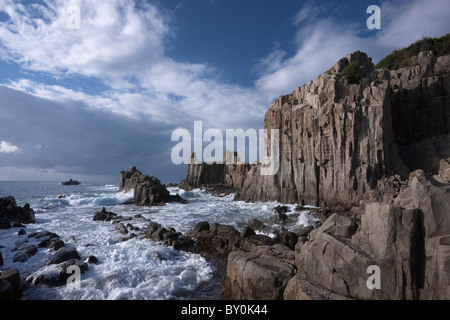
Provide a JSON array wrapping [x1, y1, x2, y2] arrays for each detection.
[[0, 196, 36, 226], [120, 166, 185, 206], [61, 179, 80, 186]]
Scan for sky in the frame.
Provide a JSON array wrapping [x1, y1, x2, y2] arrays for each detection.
[[0, 0, 449, 183]]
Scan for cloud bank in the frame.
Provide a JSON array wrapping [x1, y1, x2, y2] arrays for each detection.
[[0, 0, 449, 181]]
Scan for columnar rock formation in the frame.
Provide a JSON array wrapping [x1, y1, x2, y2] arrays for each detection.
[[235, 51, 450, 207], [196, 49, 449, 300], [181, 151, 252, 192]]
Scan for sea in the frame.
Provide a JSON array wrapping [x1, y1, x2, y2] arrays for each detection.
[[0, 181, 318, 300]]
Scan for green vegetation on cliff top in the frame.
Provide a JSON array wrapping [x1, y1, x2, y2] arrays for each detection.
[[342, 61, 362, 84], [375, 33, 450, 70]]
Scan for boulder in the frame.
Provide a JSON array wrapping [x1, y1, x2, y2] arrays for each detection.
[[93, 207, 117, 221], [58, 259, 88, 283], [0, 269, 22, 299], [224, 250, 295, 300], [12, 244, 38, 263], [85, 255, 98, 263], [116, 223, 128, 235], [185, 221, 210, 238], [283, 273, 351, 300], [119, 167, 186, 206], [47, 247, 81, 265], [0, 196, 36, 224], [0, 220, 11, 229], [295, 201, 424, 300], [247, 219, 277, 237], [185, 222, 241, 274], [0, 279, 14, 300]]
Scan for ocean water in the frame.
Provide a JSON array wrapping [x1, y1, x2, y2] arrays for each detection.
[[0, 181, 318, 300]]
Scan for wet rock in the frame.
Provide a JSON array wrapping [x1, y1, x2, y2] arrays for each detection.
[[0, 269, 22, 299], [279, 231, 298, 250], [247, 219, 277, 236], [116, 223, 128, 235], [185, 221, 210, 238], [172, 235, 195, 252], [47, 247, 81, 265], [0, 279, 14, 300], [85, 255, 98, 264], [240, 227, 256, 238], [18, 229, 26, 235], [12, 222, 26, 228], [12, 244, 38, 263], [93, 207, 117, 222], [49, 239, 65, 251], [12, 251, 30, 263], [0, 196, 36, 224], [0, 220, 11, 229], [119, 166, 187, 206]]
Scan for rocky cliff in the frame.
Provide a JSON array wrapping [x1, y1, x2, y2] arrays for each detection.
[[217, 48, 450, 300], [235, 50, 450, 207], [181, 151, 252, 193]]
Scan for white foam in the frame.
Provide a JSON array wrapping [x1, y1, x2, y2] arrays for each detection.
[[1, 182, 318, 300]]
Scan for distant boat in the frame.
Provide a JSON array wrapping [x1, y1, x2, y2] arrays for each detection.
[[61, 179, 81, 186]]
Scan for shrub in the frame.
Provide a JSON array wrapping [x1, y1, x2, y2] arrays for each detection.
[[375, 33, 450, 70], [342, 61, 362, 84]]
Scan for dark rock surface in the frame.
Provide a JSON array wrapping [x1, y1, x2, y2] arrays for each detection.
[[47, 247, 81, 265], [0, 269, 22, 300], [0, 196, 36, 225], [61, 179, 80, 185], [180, 151, 253, 194], [119, 166, 186, 206]]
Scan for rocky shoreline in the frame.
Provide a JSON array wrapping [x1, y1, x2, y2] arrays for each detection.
[[178, 48, 450, 300], [1, 46, 450, 300], [1, 166, 449, 300]]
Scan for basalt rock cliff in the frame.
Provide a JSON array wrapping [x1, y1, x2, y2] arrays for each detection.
[[182, 47, 450, 300], [181, 151, 252, 193], [234, 50, 450, 207]]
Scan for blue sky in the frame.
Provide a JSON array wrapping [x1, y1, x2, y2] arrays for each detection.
[[0, 0, 449, 183]]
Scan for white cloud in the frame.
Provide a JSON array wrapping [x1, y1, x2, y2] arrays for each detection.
[[0, 140, 19, 153], [0, 0, 267, 130], [0, 0, 168, 78], [0, 0, 448, 182], [255, 0, 450, 100]]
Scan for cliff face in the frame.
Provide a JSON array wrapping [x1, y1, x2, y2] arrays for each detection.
[[181, 151, 252, 192], [235, 51, 450, 207], [180, 49, 450, 300]]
